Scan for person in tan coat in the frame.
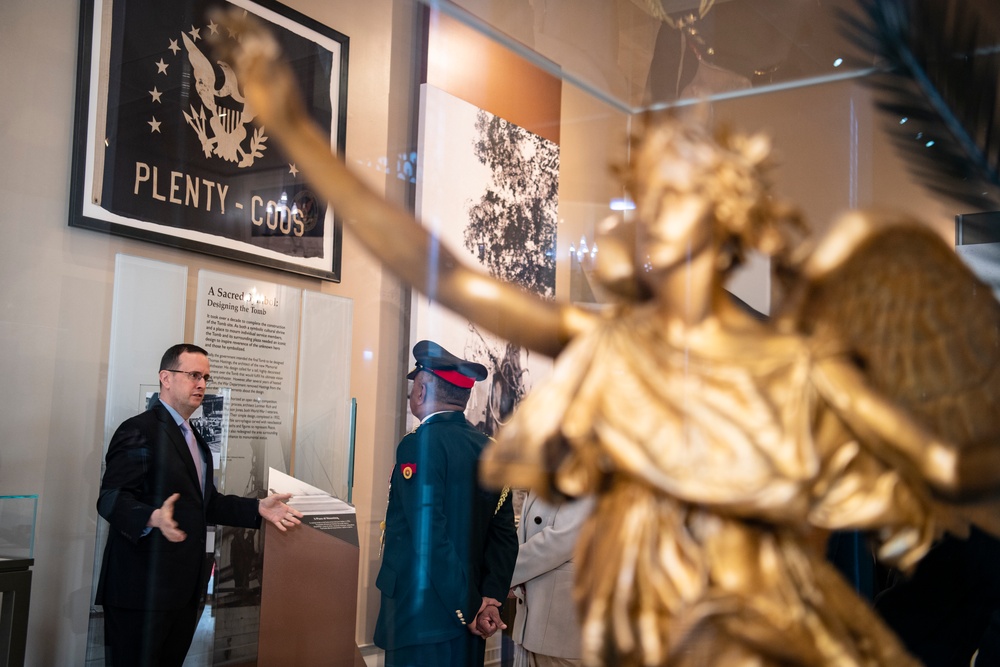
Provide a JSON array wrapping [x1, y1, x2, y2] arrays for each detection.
[[510, 493, 593, 667]]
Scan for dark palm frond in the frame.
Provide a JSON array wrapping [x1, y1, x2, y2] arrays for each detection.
[[840, 0, 1000, 211]]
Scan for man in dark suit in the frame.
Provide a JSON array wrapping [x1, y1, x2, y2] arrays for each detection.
[[95, 343, 303, 667], [374, 340, 518, 667]]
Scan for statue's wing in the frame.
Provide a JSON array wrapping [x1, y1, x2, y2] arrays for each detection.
[[789, 209, 1000, 532]]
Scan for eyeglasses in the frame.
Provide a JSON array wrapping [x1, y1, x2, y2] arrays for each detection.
[[165, 369, 212, 384]]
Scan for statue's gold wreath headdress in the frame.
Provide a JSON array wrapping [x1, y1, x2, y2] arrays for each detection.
[[598, 115, 806, 300]]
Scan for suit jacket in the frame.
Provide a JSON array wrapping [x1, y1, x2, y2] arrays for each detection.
[[95, 400, 261, 610], [374, 411, 518, 650], [510, 492, 593, 659]]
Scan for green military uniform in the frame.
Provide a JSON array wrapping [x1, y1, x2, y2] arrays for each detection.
[[374, 411, 517, 665]]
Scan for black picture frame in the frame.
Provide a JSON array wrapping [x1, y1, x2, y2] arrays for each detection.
[[69, 0, 348, 281]]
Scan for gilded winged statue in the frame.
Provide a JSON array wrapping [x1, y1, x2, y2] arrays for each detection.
[[216, 12, 1000, 666]]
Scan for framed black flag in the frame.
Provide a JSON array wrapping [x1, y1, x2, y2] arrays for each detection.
[[69, 0, 348, 281]]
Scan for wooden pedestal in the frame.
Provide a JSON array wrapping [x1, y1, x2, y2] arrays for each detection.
[[258, 522, 364, 667]]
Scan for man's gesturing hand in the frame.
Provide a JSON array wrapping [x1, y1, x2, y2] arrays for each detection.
[[259, 493, 303, 531], [148, 493, 186, 542]]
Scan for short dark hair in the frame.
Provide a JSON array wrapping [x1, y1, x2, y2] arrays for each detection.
[[160, 343, 209, 372], [423, 371, 472, 406]]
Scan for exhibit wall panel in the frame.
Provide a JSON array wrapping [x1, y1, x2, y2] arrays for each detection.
[[103, 256, 188, 443], [294, 290, 355, 501]]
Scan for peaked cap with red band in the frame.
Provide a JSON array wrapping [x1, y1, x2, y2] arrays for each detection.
[[406, 340, 488, 389]]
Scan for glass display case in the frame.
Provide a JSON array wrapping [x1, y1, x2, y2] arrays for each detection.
[[45, 0, 1000, 664], [0, 495, 37, 561], [0, 494, 35, 667]]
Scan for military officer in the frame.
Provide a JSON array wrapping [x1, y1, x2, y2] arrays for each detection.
[[374, 340, 518, 667]]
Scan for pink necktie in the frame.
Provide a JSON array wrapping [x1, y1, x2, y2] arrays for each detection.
[[181, 421, 205, 493]]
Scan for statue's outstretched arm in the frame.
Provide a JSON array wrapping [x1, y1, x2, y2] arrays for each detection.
[[813, 357, 1000, 500], [216, 12, 594, 357]]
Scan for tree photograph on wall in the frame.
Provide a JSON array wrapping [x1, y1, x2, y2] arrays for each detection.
[[464, 110, 560, 299]]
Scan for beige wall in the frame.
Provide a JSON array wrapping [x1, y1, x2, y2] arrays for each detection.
[[0, 0, 970, 665], [711, 79, 960, 240], [704, 78, 963, 310]]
